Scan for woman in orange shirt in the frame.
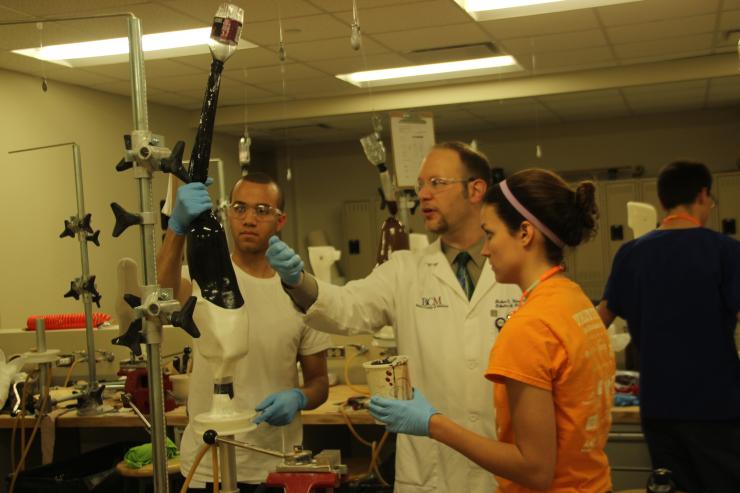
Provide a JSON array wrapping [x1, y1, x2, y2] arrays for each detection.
[[370, 169, 616, 492]]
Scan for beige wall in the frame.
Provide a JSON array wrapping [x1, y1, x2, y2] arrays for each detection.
[[0, 68, 241, 329]]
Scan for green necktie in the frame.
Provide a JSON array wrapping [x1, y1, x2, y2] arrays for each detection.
[[454, 251, 474, 300]]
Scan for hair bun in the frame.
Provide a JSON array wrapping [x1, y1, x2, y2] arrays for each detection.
[[575, 181, 596, 214], [567, 181, 598, 245]]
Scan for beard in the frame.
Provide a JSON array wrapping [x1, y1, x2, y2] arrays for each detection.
[[426, 214, 449, 235]]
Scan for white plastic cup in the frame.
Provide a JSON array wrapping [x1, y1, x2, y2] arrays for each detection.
[[363, 355, 412, 424]]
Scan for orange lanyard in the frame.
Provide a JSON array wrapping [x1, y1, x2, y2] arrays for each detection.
[[517, 265, 565, 309], [662, 213, 701, 227]]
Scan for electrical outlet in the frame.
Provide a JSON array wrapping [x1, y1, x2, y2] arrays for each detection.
[[326, 346, 346, 359]]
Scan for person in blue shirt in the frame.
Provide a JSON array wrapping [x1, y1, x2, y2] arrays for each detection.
[[598, 161, 740, 493]]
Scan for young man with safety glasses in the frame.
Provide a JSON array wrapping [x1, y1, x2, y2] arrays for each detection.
[[157, 172, 331, 492]]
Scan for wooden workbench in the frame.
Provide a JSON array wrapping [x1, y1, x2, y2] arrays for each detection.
[[0, 385, 640, 429]]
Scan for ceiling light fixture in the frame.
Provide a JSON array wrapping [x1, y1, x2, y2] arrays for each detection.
[[336, 55, 523, 87], [456, 0, 643, 21], [12, 27, 256, 67]]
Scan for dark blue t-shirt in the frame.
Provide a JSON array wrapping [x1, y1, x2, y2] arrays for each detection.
[[604, 228, 740, 420]]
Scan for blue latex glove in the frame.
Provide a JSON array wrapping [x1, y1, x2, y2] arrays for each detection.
[[168, 178, 213, 235], [265, 235, 304, 286], [369, 388, 439, 437], [254, 388, 308, 426]]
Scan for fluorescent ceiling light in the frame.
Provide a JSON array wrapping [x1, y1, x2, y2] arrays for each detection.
[[456, 0, 643, 21], [12, 27, 256, 67], [336, 56, 523, 87]]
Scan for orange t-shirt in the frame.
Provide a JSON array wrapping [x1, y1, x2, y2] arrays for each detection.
[[485, 277, 615, 493]]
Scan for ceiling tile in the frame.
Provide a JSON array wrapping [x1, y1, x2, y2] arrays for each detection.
[[242, 14, 351, 46], [519, 46, 615, 71], [597, 0, 720, 27], [156, 0, 321, 23], [465, 98, 560, 124], [372, 23, 490, 53], [0, 0, 148, 18], [180, 80, 279, 103], [52, 3, 206, 41], [146, 72, 217, 92], [333, 0, 472, 34], [148, 91, 201, 109], [88, 79, 165, 97], [176, 47, 281, 71], [606, 14, 716, 44], [0, 5, 30, 21], [500, 29, 608, 55], [0, 21, 85, 51], [84, 59, 202, 80], [42, 67, 123, 87], [224, 62, 327, 84], [250, 75, 364, 98], [306, 52, 412, 74], [478, 9, 599, 39], [307, 0, 421, 13], [613, 33, 713, 59], [271, 36, 388, 63]]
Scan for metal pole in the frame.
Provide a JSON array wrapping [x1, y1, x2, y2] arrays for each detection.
[[127, 17, 168, 493], [34, 319, 50, 413], [219, 437, 239, 493], [127, 17, 148, 133], [72, 144, 98, 391]]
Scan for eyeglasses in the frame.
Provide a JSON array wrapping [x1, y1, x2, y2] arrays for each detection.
[[415, 176, 474, 195], [227, 202, 282, 220]]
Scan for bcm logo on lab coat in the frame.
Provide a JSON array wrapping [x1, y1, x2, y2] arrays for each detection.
[[416, 296, 449, 309]]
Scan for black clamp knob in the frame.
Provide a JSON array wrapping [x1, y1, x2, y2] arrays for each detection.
[[203, 429, 218, 445], [77, 384, 106, 409], [169, 296, 200, 338], [60, 213, 95, 239], [59, 219, 76, 239], [110, 202, 142, 237], [116, 134, 134, 172], [80, 213, 93, 234], [124, 293, 141, 309], [63, 280, 81, 301], [159, 141, 190, 184], [111, 319, 144, 356], [87, 230, 101, 247], [84, 276, 102, 308]]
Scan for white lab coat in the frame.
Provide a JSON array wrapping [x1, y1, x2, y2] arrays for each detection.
[[304, 239, 521, 493]]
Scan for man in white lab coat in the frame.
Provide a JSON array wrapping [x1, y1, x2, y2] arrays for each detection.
[[266, 142, 521, 493]]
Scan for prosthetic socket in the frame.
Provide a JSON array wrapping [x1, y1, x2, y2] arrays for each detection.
[[186, 3, 244, 310], [189, 4, 255, 436]]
